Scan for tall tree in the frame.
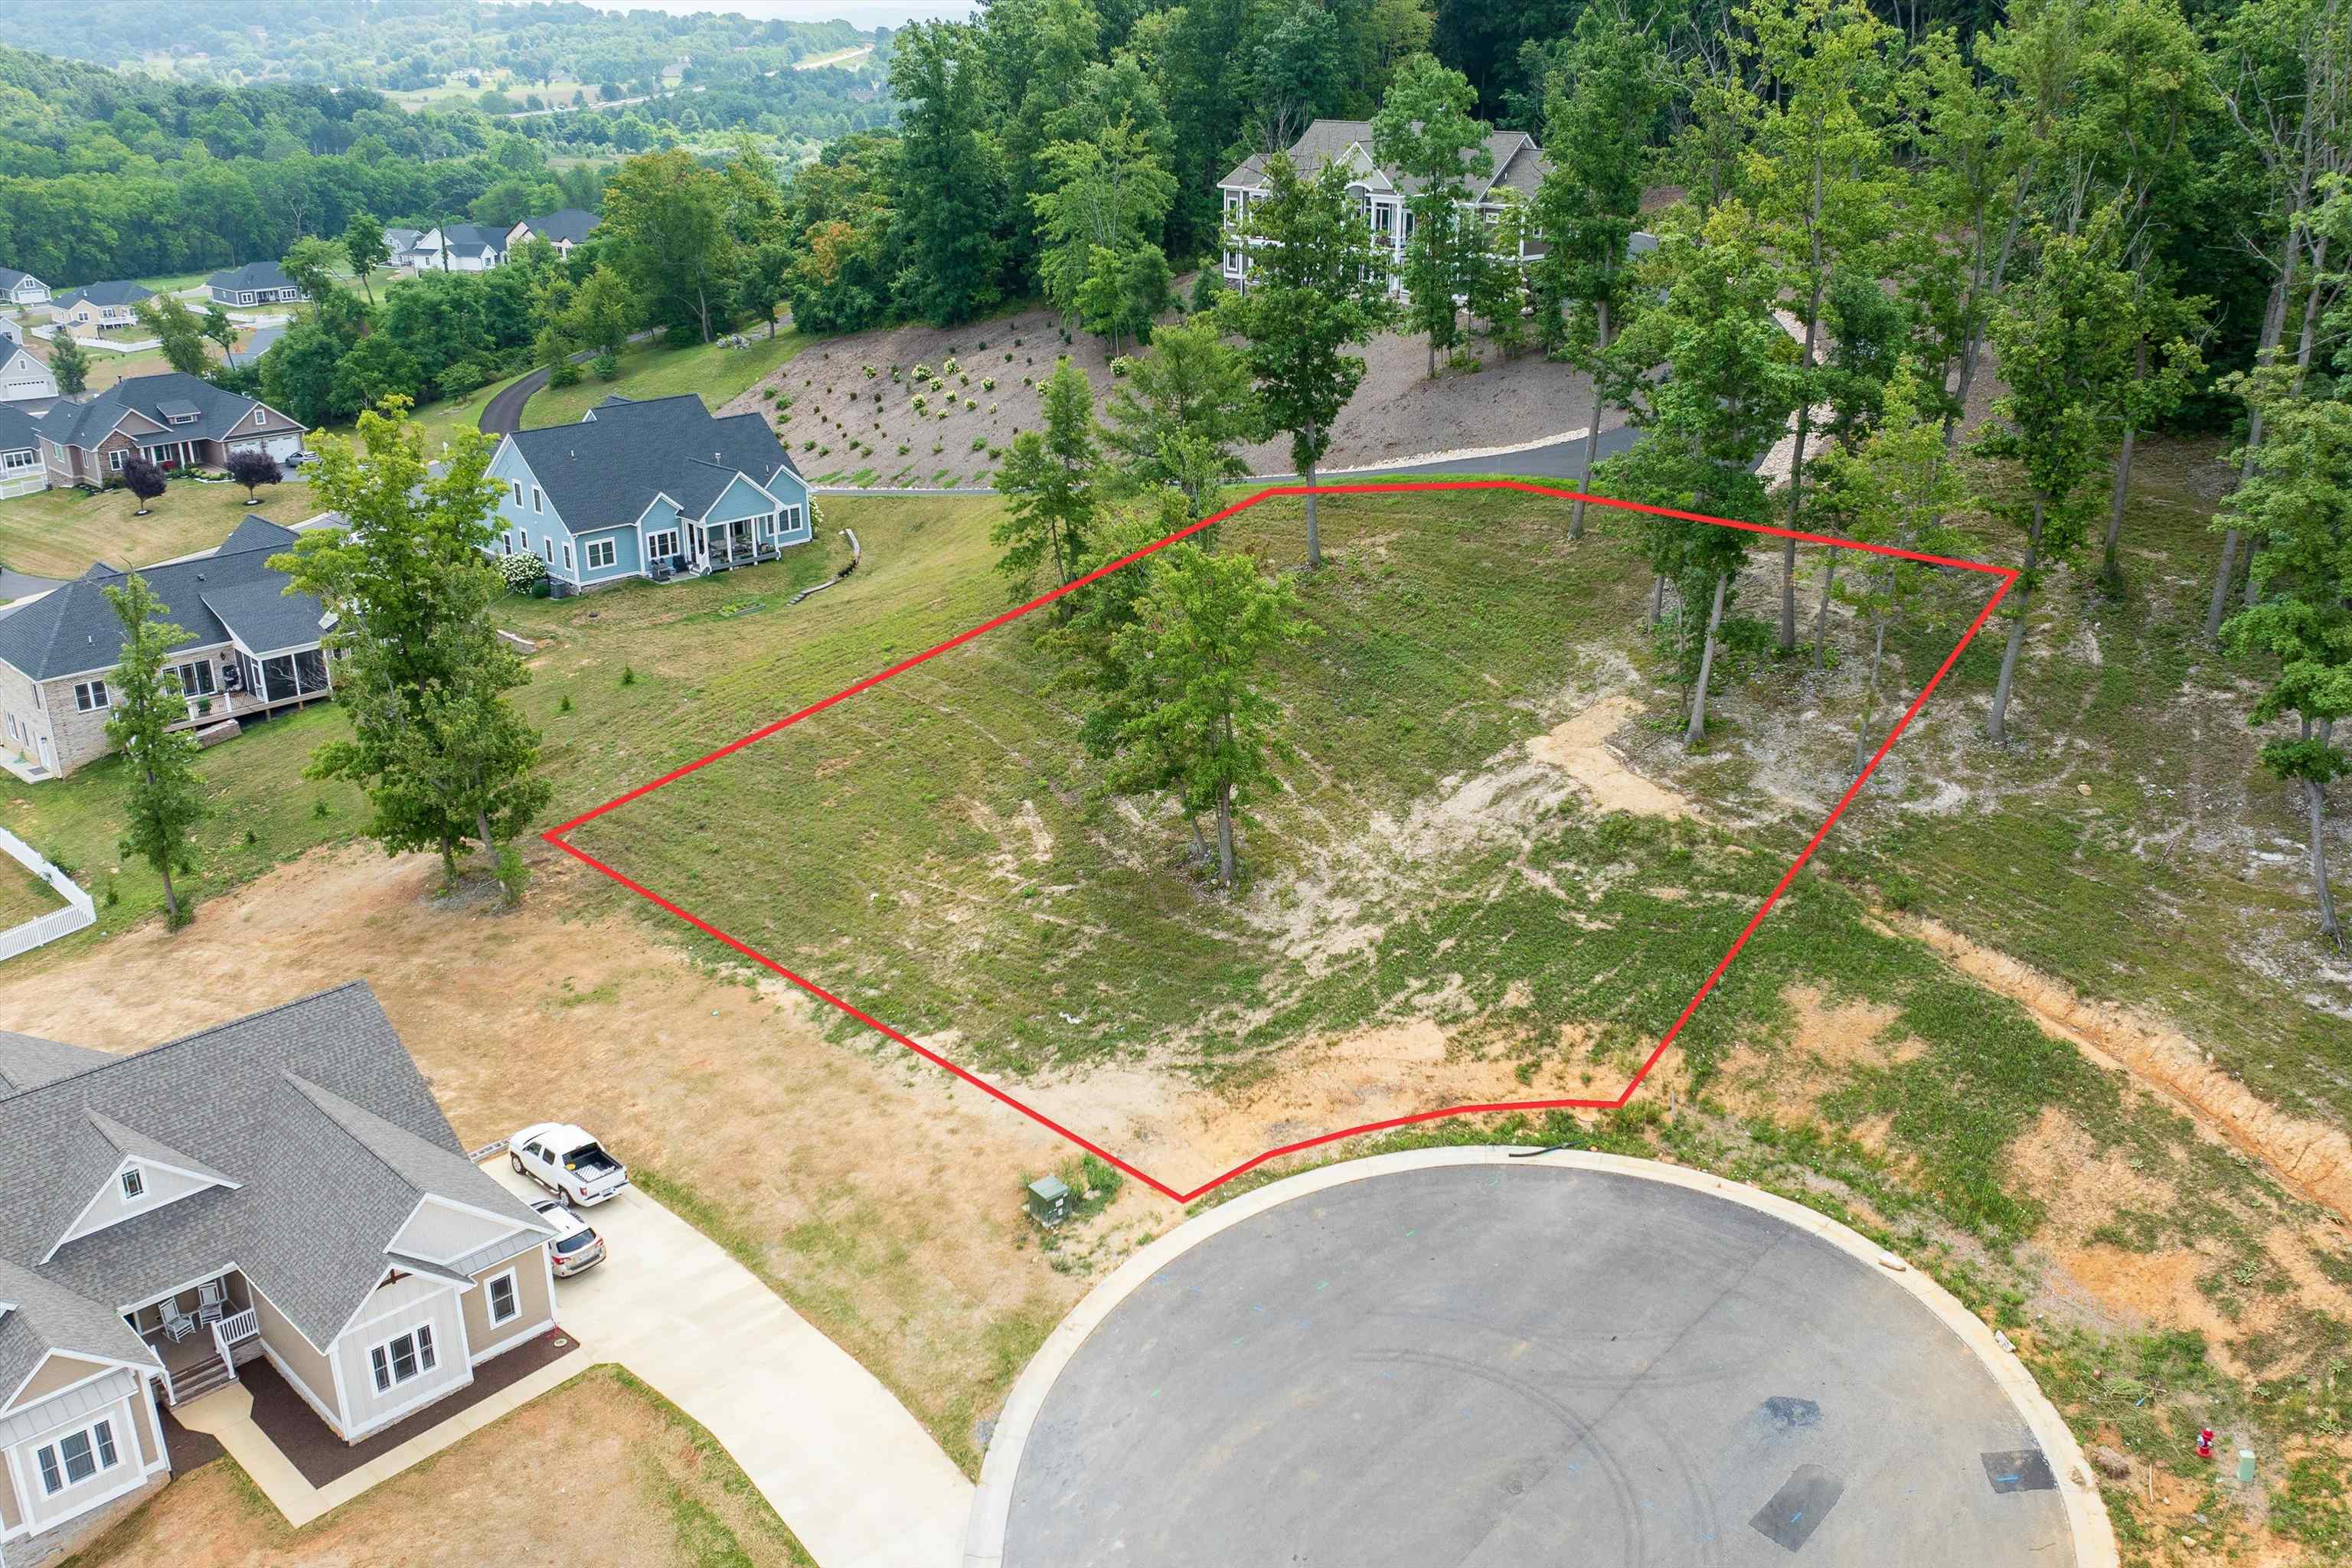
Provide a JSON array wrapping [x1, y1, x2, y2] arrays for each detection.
[[1977, 211, 2146, 745], [280, 235, 348, 313], [602, 148, 733, 344], [49, 334, 90, 399], [1533, 2, 1669, 540], [198, 303, 239, 366], [1737, 0, 1900, 654], [1371, 52, 1488, 377], [1030, 116, 1178, 350], [135, 295, 210, 376], [993, 356, 1102, 597], [271, 401, 536, 880], [343, 210, 389, 305], [103, 574, 207, 928], [1593, 203, 1804, 743], [1102, 318, 1260, 517], [1216, 153, 1392, 568], [890, 21, 1007, 326], [1105, 541, 1315, 885], [2219, 369, 2352, 950]]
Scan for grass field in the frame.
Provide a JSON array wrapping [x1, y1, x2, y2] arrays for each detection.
[[521, 333, 808, 430], [0, 479, 312, 583]]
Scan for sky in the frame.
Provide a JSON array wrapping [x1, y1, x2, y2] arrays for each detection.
[[570, 0, 978, 28]]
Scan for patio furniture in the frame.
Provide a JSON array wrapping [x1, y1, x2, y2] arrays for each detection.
[[162, 1311, 195, 1344]]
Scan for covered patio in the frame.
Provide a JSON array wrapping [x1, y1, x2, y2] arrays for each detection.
[[127, 1269, 261, 1407]]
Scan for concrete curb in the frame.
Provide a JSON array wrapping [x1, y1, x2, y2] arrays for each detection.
[[961, 1146, 2117, 1568]]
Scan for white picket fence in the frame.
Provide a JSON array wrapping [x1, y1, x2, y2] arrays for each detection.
[[0, 825, 95, 961]]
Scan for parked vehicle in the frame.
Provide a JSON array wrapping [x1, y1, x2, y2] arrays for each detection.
[[509, 1122, 629, 1206], [529, 1198, 608, 1276]]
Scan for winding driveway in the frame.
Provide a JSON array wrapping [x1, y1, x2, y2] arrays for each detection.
[[478, 364, 553, 437]]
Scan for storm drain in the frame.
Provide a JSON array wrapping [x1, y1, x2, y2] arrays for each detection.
[[1980, 1449, 2058, 1494], [1749, 1463, 1844, 1552]]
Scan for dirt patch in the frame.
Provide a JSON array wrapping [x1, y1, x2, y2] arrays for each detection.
[[1524, 694, 1690, 819], [69, 1367, 801, 1568], [737, 310, 1613, 488], [1891, 912, 2352, 1225], [2008, 1106, 2181, 1243]]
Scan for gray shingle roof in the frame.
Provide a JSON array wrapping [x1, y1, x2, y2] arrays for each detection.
[[0, 268, 42, 291], [384, 229, 423, 254], [206, 260, 301, 294], [0, 1256, 158, 1400], [518, 208, 599, 245], [0, 1032, 110, 1096], [0, 984, 549, 1369], [1218, 119, 1550, 203], [45, 371, 303, 453], [0, 404, 38, 458], [84, 1109, 240, 1189], [0, 514, 322, 681], [53, 280, 154, 310], [507, 392, 802, 531]]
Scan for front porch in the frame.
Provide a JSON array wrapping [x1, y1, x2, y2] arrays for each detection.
[[129, 1270, 263, 1407]]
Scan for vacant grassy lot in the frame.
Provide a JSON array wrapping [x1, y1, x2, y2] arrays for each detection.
[[521, 332, 808, 430], [64, 1365, 811, 1568], [0, 479, 315, 582]]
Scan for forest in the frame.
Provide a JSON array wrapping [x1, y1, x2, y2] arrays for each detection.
[[8, 0, 867, 94]]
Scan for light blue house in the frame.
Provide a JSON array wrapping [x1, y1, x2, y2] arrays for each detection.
[[485, 394, 812, 591]]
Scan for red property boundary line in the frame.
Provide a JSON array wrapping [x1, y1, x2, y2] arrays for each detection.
[[545, 479, 2015, 1205]]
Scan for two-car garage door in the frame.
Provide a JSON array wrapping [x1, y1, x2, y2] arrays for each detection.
[[227, 433, 305, 462]]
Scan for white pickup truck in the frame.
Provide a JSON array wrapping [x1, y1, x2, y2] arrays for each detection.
[[509, 1122, 629, 1207]]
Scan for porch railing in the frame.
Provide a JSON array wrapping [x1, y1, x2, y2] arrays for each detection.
[[213, 1307, 259, 1356]]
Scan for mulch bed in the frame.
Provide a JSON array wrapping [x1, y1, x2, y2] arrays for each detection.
[[245, 1325, 579, 1488]]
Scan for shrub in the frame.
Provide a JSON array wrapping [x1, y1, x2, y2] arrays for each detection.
[[593, 348, 621, 381], [964, 397, 976, 410], [911, 394, 928, 412], [762, 387, 777, 400], [958, 372, 970, 387], [498, 552, 547, 592], [547, 358, 583, 388], [1188, 266, 1225, 314], [942, 356, 960, 375], [972, 436, 988, 451], [911, 362, 933, 382], [558, 694, 573, 714], [803, 439, 816, 451], [862, 363, 877, 377], [897, 443, 911, 455], [981, 376, 996, 392], [619, 665, 636, 687]]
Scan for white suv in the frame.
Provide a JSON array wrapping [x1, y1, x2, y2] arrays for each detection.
[[509, 1122, 629, 1207]]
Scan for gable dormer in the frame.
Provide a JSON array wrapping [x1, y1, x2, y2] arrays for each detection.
[[41, 1110, 241, 1261]]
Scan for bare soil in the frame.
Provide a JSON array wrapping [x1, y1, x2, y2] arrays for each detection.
[[64, 1367, 803, 1568], [731, 309, 1607, 488]]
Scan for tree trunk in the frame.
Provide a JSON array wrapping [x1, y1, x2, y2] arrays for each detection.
[[2102, 419, 2138, 586], [697, 282, 712, 345], [2207, 240, 2296, 640], [1987, 498, 2044, 744], [1570, 301, 1609, 541], [439, 831, 459, 880], [1187, 814, 1210, 867], [1686, 572, 1728, 746], [1812, 547, 1838, 671], [1303, 445, 1322, 570], [1950, 184, 2028, 452], [1215, 780, 1235, 887], [1650, 572, 1665, 626], [1854, 612, 1887, 775], [145, 763, 181, 924], [2311, 719, 2343, 951]]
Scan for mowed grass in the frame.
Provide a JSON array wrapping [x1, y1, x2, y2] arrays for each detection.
[[0, 480, 313, 582], [521, 333, 809, 430]]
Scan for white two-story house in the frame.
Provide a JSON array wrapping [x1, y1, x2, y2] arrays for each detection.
[[1217, 119, 1550, 298], [0, 985, 557, 1566], [0, 271, 49, 309], [485, 393, 813, 592]]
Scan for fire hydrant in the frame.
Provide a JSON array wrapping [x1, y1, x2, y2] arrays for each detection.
[[2197, 1429, 2215, 1461]]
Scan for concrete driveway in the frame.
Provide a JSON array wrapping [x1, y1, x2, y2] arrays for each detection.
[[487, 1161, 971, 1568]]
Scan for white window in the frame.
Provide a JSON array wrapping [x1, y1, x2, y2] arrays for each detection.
[[369, 1323, 437, 1393], [108, 449, 125, 472], [561, 542, 573, 571], [781, 505, 802, 534], [531, 486, 542, 514], [645, 529, 679, 561], [511, 481, 522, 505], [173, 660, 216, 697], [74, 680, 108, 712], [584, 538, 616, 570], [487, 1271, 520, 1325], [36, 1419, 118, 1494], [2, 448, 34, 471], [119, 1167, 143, 1200]]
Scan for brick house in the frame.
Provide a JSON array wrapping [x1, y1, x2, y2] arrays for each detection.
[[39, 372, 305, 488], [0, 516, 334, 780]]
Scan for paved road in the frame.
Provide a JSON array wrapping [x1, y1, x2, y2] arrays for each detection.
[[479, 363, 552, 437], [486, 1164, 972, 1568], [995, 1160, 2081, 1567]]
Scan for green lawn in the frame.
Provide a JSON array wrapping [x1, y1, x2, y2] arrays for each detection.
[[521, 333, 808, 430], [0, 480, 309, 583]]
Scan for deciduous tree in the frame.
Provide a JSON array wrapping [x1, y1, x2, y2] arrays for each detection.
[[993, 356, 1102, 596], [1371, 52, 1488, 377], [102, 573, 207, 927], [1103, 319, 1260, 518]]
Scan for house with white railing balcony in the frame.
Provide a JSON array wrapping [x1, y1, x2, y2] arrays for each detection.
[[0, 985, 560, 1565], [1215, 119, 1552, 298]]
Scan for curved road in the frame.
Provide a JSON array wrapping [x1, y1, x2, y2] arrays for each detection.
[[479, 363, 554, 437]]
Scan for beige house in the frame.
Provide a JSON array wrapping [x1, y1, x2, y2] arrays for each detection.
[[0, 985, 559, 1566], [47, 283, 152, 333], [0, 516, 334, 780]]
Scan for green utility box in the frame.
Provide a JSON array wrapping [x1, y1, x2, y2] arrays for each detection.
[[1027, 1175, 1070, 1227]]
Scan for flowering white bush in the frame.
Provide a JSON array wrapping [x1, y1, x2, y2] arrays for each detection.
[[499, 553, 548, 591]]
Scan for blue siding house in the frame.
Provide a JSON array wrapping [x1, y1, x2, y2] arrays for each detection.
[[485, 394, 812, 591]]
